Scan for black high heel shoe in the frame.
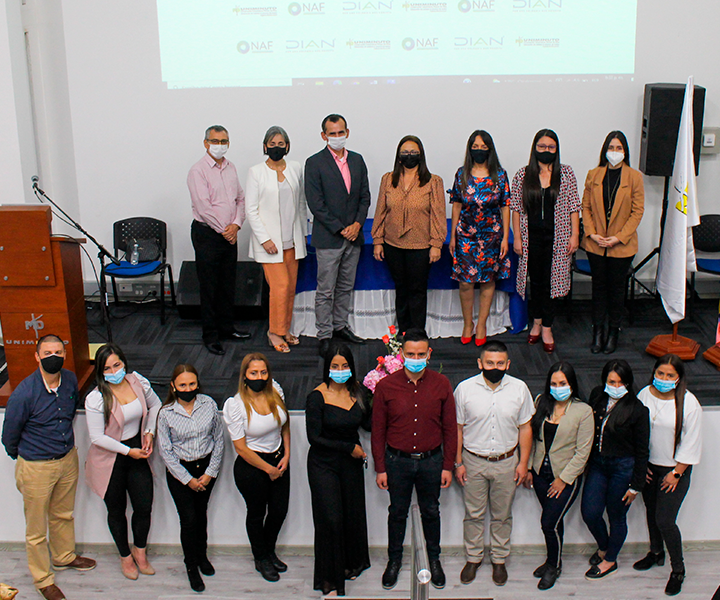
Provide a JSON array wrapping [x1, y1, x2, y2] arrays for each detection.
[[633, 551, 665, 571]]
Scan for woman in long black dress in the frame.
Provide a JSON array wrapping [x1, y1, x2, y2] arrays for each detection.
[[306, 342, 371, 596]]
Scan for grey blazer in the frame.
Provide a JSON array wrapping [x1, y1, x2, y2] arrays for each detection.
[[530, 397, 594, 485], [304, 147, 371, 249]]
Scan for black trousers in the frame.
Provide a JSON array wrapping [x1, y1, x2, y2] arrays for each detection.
[[586, 252, 634, 328], [642, 464, 692, 573], [383, 244, 431, 334], [527, 233, 557, 327], [103, 433, 153, 557], [191, 220, 237, 343], [166, 454, 217, 568], [233, 448, 290, 561], [385, 449, 443, 561]]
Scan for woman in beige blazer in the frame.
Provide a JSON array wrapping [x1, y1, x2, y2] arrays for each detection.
[[581, 131, 644, 354], [246, 126, 308, 353], [527, 361, 594, 590]]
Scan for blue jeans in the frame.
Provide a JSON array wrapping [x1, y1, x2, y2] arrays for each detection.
[[385, 450, 443, 561], [581, 454, 635, 563]]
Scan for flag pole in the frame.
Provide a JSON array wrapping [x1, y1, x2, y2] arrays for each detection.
[[646, 323, 699, 359]]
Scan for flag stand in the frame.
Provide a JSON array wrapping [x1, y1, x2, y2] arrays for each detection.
[[646, 322, 700, 359], [702, 344, 720, 369]]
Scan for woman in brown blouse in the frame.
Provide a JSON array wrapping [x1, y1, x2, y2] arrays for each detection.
[[372, 135, 446, 333]]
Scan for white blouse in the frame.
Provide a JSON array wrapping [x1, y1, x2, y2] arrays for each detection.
[[638, 386, 703, 467], [223, 380, 287, 453], [278, 179, 295, 250]]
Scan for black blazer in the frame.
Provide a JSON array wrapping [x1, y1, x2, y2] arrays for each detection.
[[304, 147, 371, 249], [587, 385, 650, 491]]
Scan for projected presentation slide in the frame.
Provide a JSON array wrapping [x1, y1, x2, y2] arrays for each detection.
[[157, 0, 637, 89]]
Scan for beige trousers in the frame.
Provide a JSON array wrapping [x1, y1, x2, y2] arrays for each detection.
[[462, 448, 518, 564], [15, 447, 79, 589], [262, 248, 299, 337]]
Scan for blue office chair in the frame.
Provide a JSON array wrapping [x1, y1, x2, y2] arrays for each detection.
[[103, 217, 176, 324], [690, 214, 720, 318]]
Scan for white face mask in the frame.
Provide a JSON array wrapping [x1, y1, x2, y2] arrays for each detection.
[[327, 135, 347, 151], [208, 144, 229, 160], [606, 151, 624, 167]]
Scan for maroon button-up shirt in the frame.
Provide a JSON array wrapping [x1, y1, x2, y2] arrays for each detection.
[[371, 368, 457, 472]]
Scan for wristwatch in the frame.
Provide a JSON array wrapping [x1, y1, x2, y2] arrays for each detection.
[[454, 462, 463, 469], [671, 470, 682, 479]]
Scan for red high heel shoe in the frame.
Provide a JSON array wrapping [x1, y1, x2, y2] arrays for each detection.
[[475, 336, 487, 347], [461, 323, 474, 345], [527, 333, 541, 345]]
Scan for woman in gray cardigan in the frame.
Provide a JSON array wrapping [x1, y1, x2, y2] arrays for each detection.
[[527, 361, 594, 590]]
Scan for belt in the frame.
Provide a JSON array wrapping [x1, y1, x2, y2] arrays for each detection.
[[464, 446, 517, 462], [387, 446, 442, 460], [193, 219, 212, 229]]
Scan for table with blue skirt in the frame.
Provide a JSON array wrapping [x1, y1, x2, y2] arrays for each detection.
[[290, 219, 527, 339]]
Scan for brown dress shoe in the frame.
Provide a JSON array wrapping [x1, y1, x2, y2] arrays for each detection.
[[38, 584, 66, 600], [53, 555, 97, 571], [460, 560, 482, 584], [492, 562, 508, 586]]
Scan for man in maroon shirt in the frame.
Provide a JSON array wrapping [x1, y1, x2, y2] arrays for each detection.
[[371, 328, 457, 590]]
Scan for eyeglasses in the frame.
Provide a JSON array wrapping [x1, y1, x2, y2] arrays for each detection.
[[536, 144, 557, 152], [207, 139, 229, 145], [399, 152, 421, 157]]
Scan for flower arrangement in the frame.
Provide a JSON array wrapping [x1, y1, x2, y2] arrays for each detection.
[[363, 325, 404, 393]]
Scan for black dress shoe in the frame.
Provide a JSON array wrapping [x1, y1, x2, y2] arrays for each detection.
[[591, 325, 606, 354], [585, 562, 617, 580], [665, 570, 685, 596], [460, 560, 481, 584], [269, 552, 287, 573], [588, 550, 604, 566], [187, 566, 205, 592], [429, 559, 445, 589], [333, 327, 366, 344], [382, 559, 401, 590], [533, 562, 550, 578], [318, 338, 331, 358], [223, 329, 251, 340], [633, 551, 665, 571], [255, 558, 280, 582], [603, 327, 620, 354], [198, 557, 215, 576], [538, 565, 560, 590], [204, 342, 225, 355]]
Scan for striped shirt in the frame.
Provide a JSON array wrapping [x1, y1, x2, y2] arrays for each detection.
[[157, 394, 224, 485]]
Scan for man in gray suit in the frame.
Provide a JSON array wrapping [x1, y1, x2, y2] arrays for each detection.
[[305, 114, 371, 357]]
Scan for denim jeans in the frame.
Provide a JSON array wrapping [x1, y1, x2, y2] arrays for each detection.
[[385, 450, 443, 561], [581, 454, 635, 563]]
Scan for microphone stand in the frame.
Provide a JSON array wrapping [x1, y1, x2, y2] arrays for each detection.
[[32, 180, 116, 342]]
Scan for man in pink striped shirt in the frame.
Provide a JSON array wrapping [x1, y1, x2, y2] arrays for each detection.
[[187, 125, 250, 355]]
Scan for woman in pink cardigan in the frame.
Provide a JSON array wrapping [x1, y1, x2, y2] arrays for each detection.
[[85, 343, 161, 580]]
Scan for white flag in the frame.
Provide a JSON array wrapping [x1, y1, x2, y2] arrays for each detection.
[[656, 76, 700, 324]]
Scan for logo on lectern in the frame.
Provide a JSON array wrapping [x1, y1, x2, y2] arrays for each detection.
[[25, 313, 45, 339]]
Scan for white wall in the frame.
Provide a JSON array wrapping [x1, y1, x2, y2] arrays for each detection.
[[1, 408, 719, 548]]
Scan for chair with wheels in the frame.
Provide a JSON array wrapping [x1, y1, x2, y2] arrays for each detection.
[[690, 214, 720, 318], [103, 217, 176, 324]]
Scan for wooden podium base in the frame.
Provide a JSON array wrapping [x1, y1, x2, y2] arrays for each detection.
[[646, 323, 700, 360], [703, 344, 720, 370], [0, 364, 94, 406]]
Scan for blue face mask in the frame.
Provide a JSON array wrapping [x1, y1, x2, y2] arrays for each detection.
[[653, 377, 678, 394], [550, 386, 572, 402], [404, 356, 427, 373], [329, 369, 352, 384], [104, 368, 126, 385], [604, 383, 627, 399]]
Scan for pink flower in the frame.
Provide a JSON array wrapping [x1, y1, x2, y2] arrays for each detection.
[[363, 369, 384, 392], [385, 355, 404, 374]]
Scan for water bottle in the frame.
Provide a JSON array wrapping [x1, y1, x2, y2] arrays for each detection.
[[130, 241, 139, 265]]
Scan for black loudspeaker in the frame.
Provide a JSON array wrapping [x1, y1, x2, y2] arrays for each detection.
[[176, 261, 268, 319], [639, 83, 705, 177]]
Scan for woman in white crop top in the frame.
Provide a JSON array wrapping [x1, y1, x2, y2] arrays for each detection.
[[84, 343, 161, 580], [223, 352, 290, 582]]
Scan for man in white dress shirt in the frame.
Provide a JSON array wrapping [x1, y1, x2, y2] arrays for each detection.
[[453, 340, 534, 587]]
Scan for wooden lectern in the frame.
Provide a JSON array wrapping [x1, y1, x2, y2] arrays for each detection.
[[0, 205, 93, 406]]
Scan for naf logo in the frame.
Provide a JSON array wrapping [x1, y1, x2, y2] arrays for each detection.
[[402, 37, 439, 50], [458, 0, 495, 11], [288, 2, 326, 15], [237, 40, 274, 54], [513, 0, 561, 9]]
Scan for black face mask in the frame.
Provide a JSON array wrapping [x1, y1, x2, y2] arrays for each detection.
[[470, 148, 490, 164], [175, 389, 198, 403], [399, 154, 421, 169], [535, 150, 556, 165], [245, 377, 268, 393], [483, 368, 506, 384], [40, 354, 64, 375], [267, 146, 287, 162]]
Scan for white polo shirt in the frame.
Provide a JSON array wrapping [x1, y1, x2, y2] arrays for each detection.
[[455, 373, 534, 456]]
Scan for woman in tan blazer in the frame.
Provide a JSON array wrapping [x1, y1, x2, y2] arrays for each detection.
[[527, 362, 594, 590], [581, 131, 644, 354]]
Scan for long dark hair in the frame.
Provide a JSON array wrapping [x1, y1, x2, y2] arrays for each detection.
[[391, 135, 432, 188], [93, 342, 129, 425], [598, 130, 631, 167], [522, 128, 561, 214], [164, 364, 201, 408], [531, 362, 581, 440], [461, 129, 502, 190], [322, 341, 365, 410], [598, 359, 639, 433], [649, 354, 687, 452]]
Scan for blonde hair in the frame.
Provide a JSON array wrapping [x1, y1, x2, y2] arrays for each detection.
[[237, 353, 287, 425]]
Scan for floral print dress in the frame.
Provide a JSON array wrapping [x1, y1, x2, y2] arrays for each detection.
[[450, 167, 511, 284]]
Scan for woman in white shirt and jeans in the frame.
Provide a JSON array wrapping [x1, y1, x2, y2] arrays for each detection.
[[224, 352, 290, 582], [84, 343, 161, 580], [635, 354, 702, 597]]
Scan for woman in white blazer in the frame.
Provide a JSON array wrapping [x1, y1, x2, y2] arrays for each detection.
[[246, 126, 308, 353]]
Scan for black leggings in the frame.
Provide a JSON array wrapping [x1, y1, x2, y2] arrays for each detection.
[[527, 233, 557, 327], [587, 252, 634, 328], [383, 244, 432, 333], [103, 432, 153, 557], [233, 447, 290, 561]]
